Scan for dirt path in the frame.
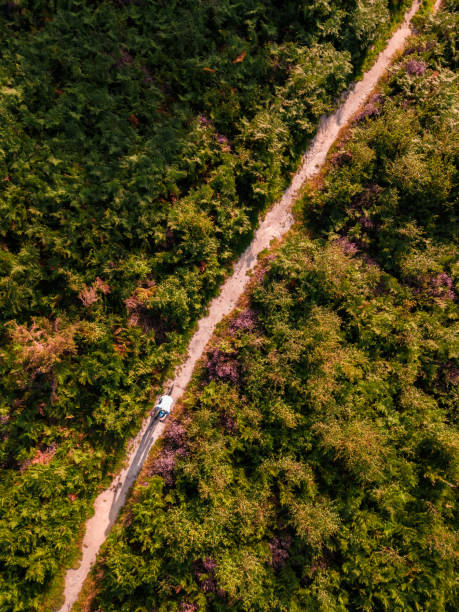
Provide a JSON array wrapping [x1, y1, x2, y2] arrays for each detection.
[[57, 1, 433, 609]]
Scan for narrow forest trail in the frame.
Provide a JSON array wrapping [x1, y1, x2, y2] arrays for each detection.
[[57, 1, 437, 609]]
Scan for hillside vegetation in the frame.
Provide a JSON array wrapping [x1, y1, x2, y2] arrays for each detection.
[[0, 1, 416, 609], [90, 5, 458, 611]]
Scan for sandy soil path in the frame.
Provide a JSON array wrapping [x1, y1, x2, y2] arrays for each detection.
[[57, 1, 435, 609]]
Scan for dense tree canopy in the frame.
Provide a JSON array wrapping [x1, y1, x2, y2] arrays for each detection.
[[0, 1, 416, 609], [90, 5, 458, 611]]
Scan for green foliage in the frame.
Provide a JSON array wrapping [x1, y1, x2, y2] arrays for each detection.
[[0, 1, 412, 608], [92, 8, 458, 611]]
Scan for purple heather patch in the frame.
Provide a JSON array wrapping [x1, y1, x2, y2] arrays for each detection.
[[151, 450, 176, 486], [445, 364, 459, 386], [336, 236, 359, 255], [179, 604, 198, 612], [428, 272, 455, 301], [405, 59, 427, 76], [164, 420, 187, 449], [221, 413, 238, 434], [193, 558, 226, 596], [150, 419, 189, 486], [351, 184, 383, 210], [269, 535, 292, 570], [206, 349, 240, 384], [354, 103, 379, 123], [360, 215, 375, 230], [229, 308, 258, 333]]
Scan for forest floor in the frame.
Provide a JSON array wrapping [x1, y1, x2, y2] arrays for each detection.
[[57, 0, 441, 609]]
